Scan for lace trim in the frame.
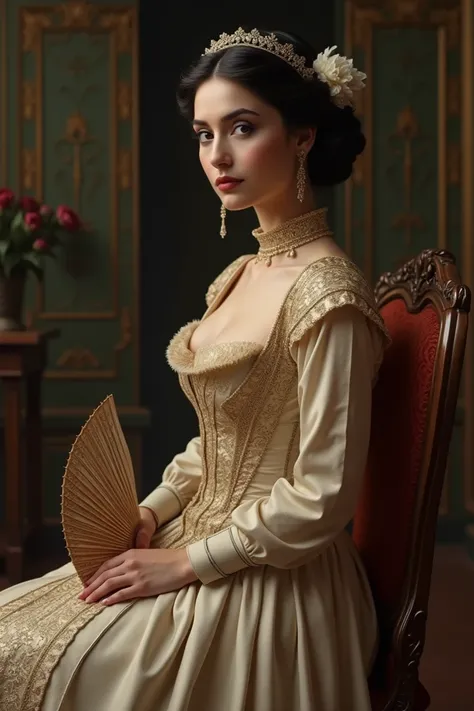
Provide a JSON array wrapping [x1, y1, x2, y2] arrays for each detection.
[[0, 574, 110, 711]]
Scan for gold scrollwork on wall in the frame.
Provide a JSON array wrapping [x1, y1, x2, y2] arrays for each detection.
[[389, 106, 426, 245], [19, 1, 137, 325], [46, 306, 133, 380], [55, 111, 96, 214], [100, 11, 133, 53], [56, 348, 100, 369], [22, 11, 52, 52], [56, 1, 97, 28]]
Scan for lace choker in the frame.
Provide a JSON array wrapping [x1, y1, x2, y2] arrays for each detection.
[[252, 208, 332, 266]]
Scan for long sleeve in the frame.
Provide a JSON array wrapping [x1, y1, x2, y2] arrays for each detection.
[[140, 436, 202, 528], [187, 306, 376, 584]]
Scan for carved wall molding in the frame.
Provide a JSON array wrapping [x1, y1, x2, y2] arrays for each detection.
[[46, 306, 133, 380], [118, 81, 132, 120], [56, 347, 100, 369], [18, 1, 139, 400], [118, 149, 132, 190], [19, 1, 137, 326], [346, 0, 461, 278], [56, 1, 98, 28], [22, 81, 36, 120]]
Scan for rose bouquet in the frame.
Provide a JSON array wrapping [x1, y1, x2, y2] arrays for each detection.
[[0, 188, 82, 280]]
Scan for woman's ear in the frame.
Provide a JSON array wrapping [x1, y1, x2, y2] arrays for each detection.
[[295, 127, 316, 155]]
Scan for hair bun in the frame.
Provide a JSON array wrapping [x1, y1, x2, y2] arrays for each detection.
[[308, 105, 366, 187]]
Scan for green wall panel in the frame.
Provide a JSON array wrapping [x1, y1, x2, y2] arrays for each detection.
[[0, 1, 148, 535], [1, 0, 142, 409], [335, 0, 471, 541]]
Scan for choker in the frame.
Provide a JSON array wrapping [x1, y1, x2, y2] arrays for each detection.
[[252, 208, 332, 267]]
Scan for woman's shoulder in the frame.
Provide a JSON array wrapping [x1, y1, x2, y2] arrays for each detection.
[[288, 256, 391, 347]]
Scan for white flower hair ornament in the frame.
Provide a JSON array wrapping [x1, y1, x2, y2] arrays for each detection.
[[313, 46, 367, 109]]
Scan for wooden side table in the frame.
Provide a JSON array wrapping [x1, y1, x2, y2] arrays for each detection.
[[0, 329, 59, 585]]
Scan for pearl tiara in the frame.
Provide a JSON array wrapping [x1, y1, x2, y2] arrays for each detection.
[[203, 27, 367, 109]]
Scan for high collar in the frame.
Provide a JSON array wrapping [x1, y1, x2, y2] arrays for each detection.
[[252, 208, 332, 266]]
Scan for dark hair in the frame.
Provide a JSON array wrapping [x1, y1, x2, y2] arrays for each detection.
[[177, 30, 366, 187]]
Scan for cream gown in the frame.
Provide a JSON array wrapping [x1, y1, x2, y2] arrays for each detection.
[[0, 254, 390, 711]]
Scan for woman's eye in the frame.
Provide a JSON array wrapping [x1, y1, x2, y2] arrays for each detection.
[[196, 131, 213, 144], [233, 123, 254, 136]]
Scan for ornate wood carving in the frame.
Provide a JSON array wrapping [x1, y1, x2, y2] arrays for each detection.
[[99, 11, 133, 52], [375, 249, 471, 311], [56, 0, 97, 28], [393, 608, 427, 711]]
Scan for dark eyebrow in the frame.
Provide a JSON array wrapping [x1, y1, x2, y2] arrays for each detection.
[[192, 108, 260, 127]]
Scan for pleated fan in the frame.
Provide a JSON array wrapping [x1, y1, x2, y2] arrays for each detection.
[[61, 394, 141, 584]]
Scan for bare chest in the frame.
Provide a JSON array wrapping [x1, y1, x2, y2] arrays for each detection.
[[189, 262, 306, 353]]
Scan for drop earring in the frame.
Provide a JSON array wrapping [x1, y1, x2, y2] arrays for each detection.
[[220, 204, 227, 238], [296, 151, 306, 203]]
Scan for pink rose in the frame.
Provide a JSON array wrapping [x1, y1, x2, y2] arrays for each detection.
[[0, 188, 15, 209], [40, 204, 53, 217], [24, 211, 42, 231], [56, 205, 81, 232], [33, 238, 48, 251], [18, 196, 40, 212]]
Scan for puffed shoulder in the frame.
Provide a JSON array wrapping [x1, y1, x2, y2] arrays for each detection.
[[287, 256, 391, 349], [205, 255, 252, 307]]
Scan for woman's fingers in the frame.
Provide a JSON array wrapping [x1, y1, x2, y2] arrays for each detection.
[[84, 574, 130, 604]]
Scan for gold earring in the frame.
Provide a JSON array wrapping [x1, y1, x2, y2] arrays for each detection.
[[220, 203, 227, 238], [296, 151, 306, 203]]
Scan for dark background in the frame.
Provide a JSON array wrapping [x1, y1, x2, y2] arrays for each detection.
[[138, 4, 334, 493]]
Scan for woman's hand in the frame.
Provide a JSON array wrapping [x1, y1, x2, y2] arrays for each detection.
[[78, 547, 198, 605], [135, 506, 158, 548]]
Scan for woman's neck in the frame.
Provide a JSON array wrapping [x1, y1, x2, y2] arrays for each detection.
[[253, 191, 316, 233]]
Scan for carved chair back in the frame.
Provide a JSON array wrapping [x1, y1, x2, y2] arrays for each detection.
[[352, 250, 470, 711]]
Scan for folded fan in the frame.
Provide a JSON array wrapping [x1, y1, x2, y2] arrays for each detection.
[[61, 394, 141, 585]]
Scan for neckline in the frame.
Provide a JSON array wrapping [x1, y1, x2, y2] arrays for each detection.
[[198, 254, 356, 360]]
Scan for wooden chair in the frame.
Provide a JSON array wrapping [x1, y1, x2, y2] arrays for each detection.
[[352, 249, 471, 711]]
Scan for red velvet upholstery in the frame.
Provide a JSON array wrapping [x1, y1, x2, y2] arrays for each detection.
[[353, 298, 440, 710]]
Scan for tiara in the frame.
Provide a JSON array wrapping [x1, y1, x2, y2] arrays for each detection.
[[203, 28, 367, 109]]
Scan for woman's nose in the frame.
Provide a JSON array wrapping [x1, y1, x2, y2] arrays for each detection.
[[209, 139, 232, 169]]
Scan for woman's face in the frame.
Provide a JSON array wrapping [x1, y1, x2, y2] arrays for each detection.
[[193, 76, 304, 211]]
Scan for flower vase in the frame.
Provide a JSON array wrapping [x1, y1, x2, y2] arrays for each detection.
[[0, 268, 27, 331]]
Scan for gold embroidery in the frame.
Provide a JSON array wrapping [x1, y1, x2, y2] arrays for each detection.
[[205, 255, 251, 307], [0, 574, 108, 711], [288, 257, 391, 348], [159, 256, 390, 550]]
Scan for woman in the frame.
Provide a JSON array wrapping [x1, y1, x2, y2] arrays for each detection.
[[0, 28, 390, 711]]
